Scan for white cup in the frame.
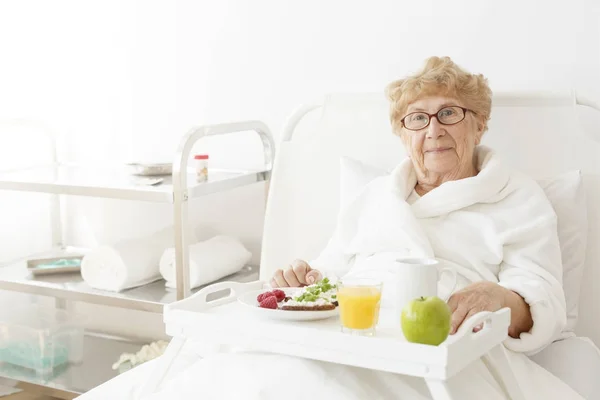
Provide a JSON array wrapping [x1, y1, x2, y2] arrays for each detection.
[[394, 258, 457, 312]]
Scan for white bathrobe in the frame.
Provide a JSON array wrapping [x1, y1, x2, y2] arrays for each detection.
[[80, 147, 582, 400], [312, 146, 567, 355]]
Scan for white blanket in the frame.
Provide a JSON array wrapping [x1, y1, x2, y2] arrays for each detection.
[[159, 235, 252, 289], [78, 147, 582, 399]]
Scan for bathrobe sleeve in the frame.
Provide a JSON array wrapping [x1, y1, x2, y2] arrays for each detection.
[[309, 175, 433, 279], [309, 176, 377, 278], [309, 227, 355, 278], [309, 186, 367, 278], [497, 183, 567, 355]]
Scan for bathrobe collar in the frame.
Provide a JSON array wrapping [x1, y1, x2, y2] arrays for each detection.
[[389, 146, 511, 218]]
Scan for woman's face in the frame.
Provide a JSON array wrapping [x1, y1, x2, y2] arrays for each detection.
[[400, 96, 484, 178]]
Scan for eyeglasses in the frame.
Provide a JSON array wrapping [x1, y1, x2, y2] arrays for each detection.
[[401, 106, 471, 131]]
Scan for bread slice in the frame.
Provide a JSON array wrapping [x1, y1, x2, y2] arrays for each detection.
[[280, 303, 336, 311]]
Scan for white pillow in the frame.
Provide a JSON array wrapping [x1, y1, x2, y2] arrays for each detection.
[[339, 156, 587, 333], [339, 156, 387, 210], [538, 171, 587, 334]]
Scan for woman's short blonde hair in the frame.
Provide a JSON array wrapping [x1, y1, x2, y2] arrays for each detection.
[[386, 56, 492, 135]]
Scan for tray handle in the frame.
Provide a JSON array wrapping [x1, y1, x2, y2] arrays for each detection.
[[454, 307, 511, 340], [167, 280, 265, 311]]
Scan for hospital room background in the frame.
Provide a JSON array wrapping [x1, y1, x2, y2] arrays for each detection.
[[0, 0, 599, 398]]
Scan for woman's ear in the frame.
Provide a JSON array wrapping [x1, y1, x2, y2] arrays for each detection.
[[474, 118, 485, 145], [475, 131, 483, 145], [399, 132, 416, 160], [398, 130, 411, 149]]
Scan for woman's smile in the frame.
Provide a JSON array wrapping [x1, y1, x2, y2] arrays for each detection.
[[425, 147, 452, 154]]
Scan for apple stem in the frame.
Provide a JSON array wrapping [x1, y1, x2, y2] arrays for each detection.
[[420, 296, 425, 301]]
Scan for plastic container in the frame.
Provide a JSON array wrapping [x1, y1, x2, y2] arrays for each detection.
[[26, 255, 83, 276], [0, 306, 85, 377], [194, 154, 209, 182]]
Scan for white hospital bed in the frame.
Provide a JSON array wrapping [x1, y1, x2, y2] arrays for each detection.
[[78, 91, 600, 399]]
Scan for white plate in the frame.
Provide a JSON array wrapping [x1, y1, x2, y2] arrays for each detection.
[[237, 288, 339, 321]]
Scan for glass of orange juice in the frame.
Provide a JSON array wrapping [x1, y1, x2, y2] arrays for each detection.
[[337, 278, 383, 336]]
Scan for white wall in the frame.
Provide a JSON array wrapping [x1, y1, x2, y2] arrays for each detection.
[[0, 0, 598, 339]]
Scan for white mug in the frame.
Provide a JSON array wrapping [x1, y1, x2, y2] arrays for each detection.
[[394, 258, 457, 312]]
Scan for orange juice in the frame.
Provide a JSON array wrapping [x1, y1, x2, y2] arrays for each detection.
[[337, 286, 382, 330]]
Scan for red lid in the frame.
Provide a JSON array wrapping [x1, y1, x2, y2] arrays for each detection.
[[194, 154, 209, 160]]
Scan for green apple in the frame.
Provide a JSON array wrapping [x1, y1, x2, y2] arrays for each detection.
[[401, 296, 451, 346]]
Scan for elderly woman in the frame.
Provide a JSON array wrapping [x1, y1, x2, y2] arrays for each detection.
[[273, 56, 552, 351], [81, 57, 584, 400]]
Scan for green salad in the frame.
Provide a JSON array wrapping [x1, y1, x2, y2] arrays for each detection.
[[293, 278, 338, 303]]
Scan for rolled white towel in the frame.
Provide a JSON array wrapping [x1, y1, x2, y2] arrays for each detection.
[[159, 235, 252, 289], [82, 228, 177, 292]]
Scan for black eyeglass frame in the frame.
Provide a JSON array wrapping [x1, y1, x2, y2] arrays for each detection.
[[400, 106, 473, 131]]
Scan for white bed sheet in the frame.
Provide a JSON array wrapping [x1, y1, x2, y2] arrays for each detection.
[[76, 337, 599, 399], [75, 347, 202, 400], [530, 336, 600, 399]]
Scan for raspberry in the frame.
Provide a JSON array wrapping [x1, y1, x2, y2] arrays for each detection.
[[271, 289, 286, 302], [259, 296, 278, 309], [257, 291, 276, 303]]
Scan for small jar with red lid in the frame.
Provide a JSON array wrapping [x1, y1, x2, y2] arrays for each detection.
[[194, 154, 209, 182]]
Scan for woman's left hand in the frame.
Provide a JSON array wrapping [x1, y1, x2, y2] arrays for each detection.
[[447, 281, 533, 337], [446, 281, 508, 335]]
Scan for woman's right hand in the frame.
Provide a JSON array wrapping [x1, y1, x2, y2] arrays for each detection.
[[271, 259, 323, 288]]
